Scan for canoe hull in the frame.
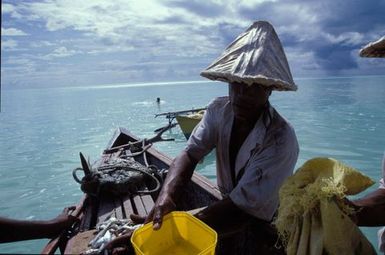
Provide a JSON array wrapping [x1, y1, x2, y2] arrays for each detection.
[[42, 127, 282, 254]]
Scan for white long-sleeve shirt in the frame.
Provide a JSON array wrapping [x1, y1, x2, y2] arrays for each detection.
[[185, 97, 299, 221]]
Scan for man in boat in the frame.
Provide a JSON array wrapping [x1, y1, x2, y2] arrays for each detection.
[[109, 21, 299, 254], [0, 206, 77, 243], [150, 20, 299, 253]]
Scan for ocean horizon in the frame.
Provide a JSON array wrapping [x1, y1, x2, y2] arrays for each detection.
[[0, 75, 384, 253]]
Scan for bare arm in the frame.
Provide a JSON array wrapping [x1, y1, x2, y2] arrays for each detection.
[[149, 151, 252, 234], [195, 196, 252, 236], [146, 150, 197, 229], [0, 206, 76, 243], [351, 188, 385, 226]]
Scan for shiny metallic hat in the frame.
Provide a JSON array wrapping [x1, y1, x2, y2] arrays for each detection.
[[200, 21, 297, 91], [359, 36, 385, 58]]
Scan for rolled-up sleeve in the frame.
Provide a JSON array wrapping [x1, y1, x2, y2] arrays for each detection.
[[185, 100, 218, 162], [229, 128, 299, 221]]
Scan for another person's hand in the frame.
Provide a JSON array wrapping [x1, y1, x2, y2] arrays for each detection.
[[104, 196, 176, 255], [48, 206, 79, 237], [51, 206, 78, 226], [104, 231, 134, 255], [103, 214, 144, 254]]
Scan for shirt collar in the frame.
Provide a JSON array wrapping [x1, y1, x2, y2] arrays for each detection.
[[234, 104, 274, 176]]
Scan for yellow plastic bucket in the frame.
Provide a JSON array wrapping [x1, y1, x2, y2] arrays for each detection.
[[131, 211, 217, 255]]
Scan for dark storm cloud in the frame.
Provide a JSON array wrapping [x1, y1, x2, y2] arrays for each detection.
[[237, 0, 385, 74], [216, 22, 245, 45], [314, 44, 358, 70], [319, 0, 385, 34]]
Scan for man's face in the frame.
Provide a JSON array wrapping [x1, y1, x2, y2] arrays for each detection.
[[229, 82, 271, 121]]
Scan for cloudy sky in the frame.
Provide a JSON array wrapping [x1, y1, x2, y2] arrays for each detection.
[[1, 0, 385, 88]]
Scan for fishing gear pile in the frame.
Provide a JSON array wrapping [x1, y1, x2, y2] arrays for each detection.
[[72, 127, 173, 197], [73, 153, 161, 197]]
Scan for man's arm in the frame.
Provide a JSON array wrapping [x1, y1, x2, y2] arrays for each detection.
[[351, 188, 385, 226], [146, 150, 197, 229], [195, 196, 252, 236]]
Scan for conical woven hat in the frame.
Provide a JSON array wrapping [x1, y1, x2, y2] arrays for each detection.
[[201, 21, 297, 91], [359, 36, 385, 58]]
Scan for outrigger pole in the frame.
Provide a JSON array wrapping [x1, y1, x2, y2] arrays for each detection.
[[155, 107, 207, 124], [154, 107, 207, 133]]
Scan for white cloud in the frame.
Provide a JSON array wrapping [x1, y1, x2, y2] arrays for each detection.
[[2, 3, 15, 13], [1, 39, 18, 50], [3, 56, 37, 77], [6, 58, 32, 65], [323, 32, 366, 46], [30, 40, 56, 48], [9, 0, 234, 55], [43, 46, 79, 59], [2, 0, 385, 87], [2, 27, 29, 36], [1, 3, 23, 19]]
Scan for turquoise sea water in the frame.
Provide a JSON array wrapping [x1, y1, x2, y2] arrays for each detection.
[[0, 76, 384, 254]]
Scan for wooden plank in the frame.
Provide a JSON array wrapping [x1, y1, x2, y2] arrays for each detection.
[[64, 230, 96, 255], [122, 195, 135, 219], [113, 197, 124, 219], [133, 195, 146, 217], [140, 194, 154, 214], [97, 194, 118, 224]]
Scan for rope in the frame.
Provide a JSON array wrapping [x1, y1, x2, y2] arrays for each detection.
[[103, 165, 161, 195], [119, 142, 152, 158], [142, 139, 150, 167], [72, 157, 161, 195]]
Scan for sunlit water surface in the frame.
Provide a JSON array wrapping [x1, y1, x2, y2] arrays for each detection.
[[1, 76, 384, 253]]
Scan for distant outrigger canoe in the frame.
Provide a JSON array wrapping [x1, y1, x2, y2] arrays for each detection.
[[155, 108, 206, 139], [175, 110, 205, 139]]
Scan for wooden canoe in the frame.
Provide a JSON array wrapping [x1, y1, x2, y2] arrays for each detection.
[[42, 127, 221, 254], [42, 127, 282, 254]]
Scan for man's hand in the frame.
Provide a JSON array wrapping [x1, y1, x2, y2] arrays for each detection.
[[143, 150, 196, 230], [195, 197, 250, 236], [145, 194, 176, 230]]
